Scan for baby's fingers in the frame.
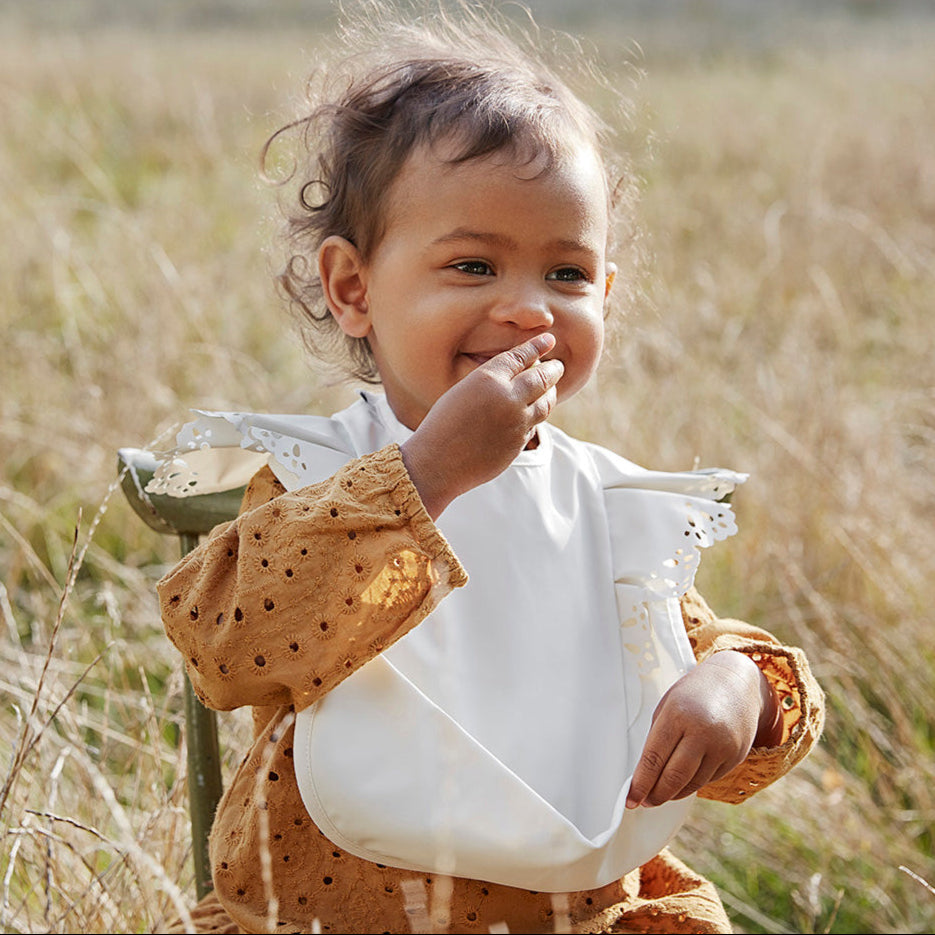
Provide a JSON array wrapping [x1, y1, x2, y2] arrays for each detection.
[[486, 333, 556, 378], [628, 734, 722, 809], [483, 333, 564, 424], [626, 735, 675, 810], [518, 357, 565, 405]]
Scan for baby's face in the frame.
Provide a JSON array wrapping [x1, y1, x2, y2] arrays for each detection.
[[353, 142, 612, 430]]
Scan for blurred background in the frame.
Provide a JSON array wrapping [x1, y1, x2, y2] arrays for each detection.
[[1, 1, 933, 931]]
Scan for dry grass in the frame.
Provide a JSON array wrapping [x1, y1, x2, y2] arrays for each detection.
[[1, 4, 934, 933]]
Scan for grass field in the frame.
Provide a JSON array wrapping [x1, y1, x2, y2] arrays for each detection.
[[1, 1, 934, 932]]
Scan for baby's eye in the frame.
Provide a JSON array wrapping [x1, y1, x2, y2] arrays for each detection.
[[450, 260, 494, 276], [545, 266, 589, 283]]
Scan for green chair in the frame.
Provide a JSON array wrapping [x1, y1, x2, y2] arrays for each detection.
[[117, 447, 246, 900]]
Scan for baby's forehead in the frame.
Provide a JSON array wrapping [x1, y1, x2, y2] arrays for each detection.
[[376, 142, 611, 249], [392, 138, 608, 200]]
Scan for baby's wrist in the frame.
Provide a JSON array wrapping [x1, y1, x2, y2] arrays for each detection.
[[707, 651, 783, 748], [399, 436, 458, 520]]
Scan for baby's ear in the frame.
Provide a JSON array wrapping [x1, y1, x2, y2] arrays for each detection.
[[319, 236, 371, 337]]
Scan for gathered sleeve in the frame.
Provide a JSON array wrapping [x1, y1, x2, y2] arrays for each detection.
[[678, 587, 825, 804], [157, 444, 466, 714]]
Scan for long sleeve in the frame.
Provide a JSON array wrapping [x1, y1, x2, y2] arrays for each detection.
[[157, 444, 466, 713], [679, 587, 825, 804]]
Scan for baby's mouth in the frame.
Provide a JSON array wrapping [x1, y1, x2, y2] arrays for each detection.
[[460, 348, 559, 370], [460, 351, 498, 366]]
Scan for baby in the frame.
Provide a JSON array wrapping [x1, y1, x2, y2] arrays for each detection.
[[154, 5, 824, 933]]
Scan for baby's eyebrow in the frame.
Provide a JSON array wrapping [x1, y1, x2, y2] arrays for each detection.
[[431, 228, 598, 258], [431, 228, 516, 249], [551, 238, 600, 258]]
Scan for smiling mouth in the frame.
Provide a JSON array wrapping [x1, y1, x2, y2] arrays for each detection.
[[462, 350, 555, 369], [462, 351, 496, 365]]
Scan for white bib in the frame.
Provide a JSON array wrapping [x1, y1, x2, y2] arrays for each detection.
[[150, 394, 746, 891]]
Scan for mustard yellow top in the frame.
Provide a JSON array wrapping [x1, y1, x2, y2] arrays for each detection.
[[158, 445, 824, 935]]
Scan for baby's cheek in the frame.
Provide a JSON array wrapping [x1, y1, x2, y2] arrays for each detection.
[[558, 337, 602, 399]]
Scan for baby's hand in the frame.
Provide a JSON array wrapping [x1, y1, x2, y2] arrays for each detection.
[[625, 651, 782, 809], [401, 333, 563, 518]]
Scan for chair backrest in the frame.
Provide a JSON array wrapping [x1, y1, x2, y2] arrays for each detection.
[[118, 447, 245, 900]]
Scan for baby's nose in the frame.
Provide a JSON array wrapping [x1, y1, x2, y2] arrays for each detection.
[[489, 290, 554, 330]]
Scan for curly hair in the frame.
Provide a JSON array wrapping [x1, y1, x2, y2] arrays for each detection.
[[263, 1, 634, 383]]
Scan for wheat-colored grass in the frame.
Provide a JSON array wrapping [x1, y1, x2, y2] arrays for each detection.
[[1, 5, 934, 933]]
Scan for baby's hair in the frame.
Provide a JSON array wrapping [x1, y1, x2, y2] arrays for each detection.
[[264, 0, 638, 383]]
